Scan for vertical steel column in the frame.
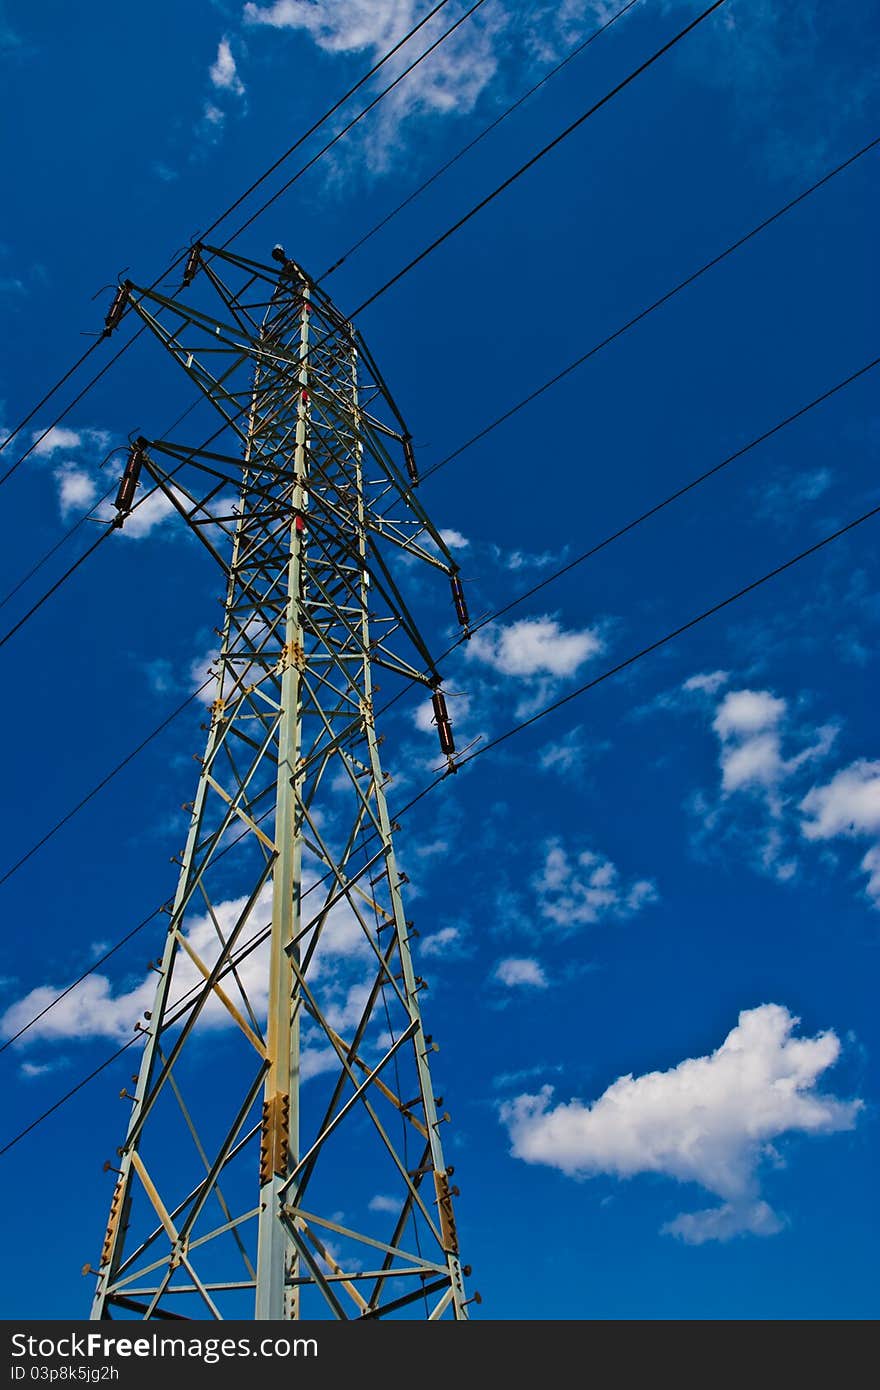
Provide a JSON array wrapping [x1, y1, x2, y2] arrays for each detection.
[[254, 288, 310, 1320]]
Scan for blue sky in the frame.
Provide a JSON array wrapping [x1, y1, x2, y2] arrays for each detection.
[[0, 0, 878, 1319]]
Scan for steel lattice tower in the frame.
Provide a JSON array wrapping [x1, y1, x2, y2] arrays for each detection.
[[90, 245, 471, 1320]]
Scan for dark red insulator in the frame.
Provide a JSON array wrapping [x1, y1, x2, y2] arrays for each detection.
[[103, 281, 131, 336], [182, 244, 202, 287], [431, 690, 455, 757], [450, 570, 469, 630], [402, 433, 418, 484], [114, 438, 146, 518], [295, 514, 305, 533]]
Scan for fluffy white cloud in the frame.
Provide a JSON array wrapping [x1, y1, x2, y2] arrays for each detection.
[[468, 616, 602, 679], [801, 760, 880, 905], [31, 424, 110, 460], [30, 425, 83, 458], [1, 871, 372, 1048], [210, 37, 245, 95], [493, 957, 547, 989], [800, 761, 880, 841], [500, 1004, 860, 1242], [712, 689, 789, 793], [54, 465, 97, 519], [713, 689, 786, 740], [534, 841, 656, 929]]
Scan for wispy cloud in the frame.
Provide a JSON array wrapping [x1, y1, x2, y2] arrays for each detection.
[[500, 1003, 860, 1242], [672, 674, 878, 892], [210, 36, 246, 96], [243, 0, 508, 174], [533, 839, 656, 929]]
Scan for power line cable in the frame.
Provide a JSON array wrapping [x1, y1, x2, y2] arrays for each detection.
[[418, 132, 880, 482], [319, 0, 641, 280], [349, 0, 730, 317], [4, 490, 879, 1159], [0, 678, 214, 890], [0, 528, 113, 654]]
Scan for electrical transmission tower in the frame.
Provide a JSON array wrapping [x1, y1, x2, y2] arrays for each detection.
[[89, 245, 472, 1320]]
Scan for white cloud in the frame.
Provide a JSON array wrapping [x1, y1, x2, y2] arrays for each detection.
[[190, 647, 219, 704], [31, 424, 111, 462], [368, 1193, 400, 1214], [439, 528, 469, 549], [500, 1004, 860, 1242], [533, 841, 657, 929], [1, 871, 372, 1048], [244, 0, 507, 172], [683, 670, 728, 695], [210, 37, 245, 95], [203, 102, 226, 129], [493, 957, 548, 989], [801, 760, 880, 905], [30, 425, 82, 458], [414, 838, 448, 858], [538, 725, 605, 778], [417, 928, 458, 961], [54, 465, 97, 519], [682, 678, 841, 885], [20, 1060, 57, 1080], [713, 689, 786, 741], [97, 485, 180, 539], [468, 616, 602, 679], [800, 761, 880, 841], [413, 691, 470, 734], [661, 1199, 783, 1245]]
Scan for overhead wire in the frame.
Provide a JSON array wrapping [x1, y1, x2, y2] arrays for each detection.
[[349, 0, 730, 316], [319, 0, 642, 280], [3, 489, 880, 1159], [418, 132, 880, 483], [0, 678, 214, 890]]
